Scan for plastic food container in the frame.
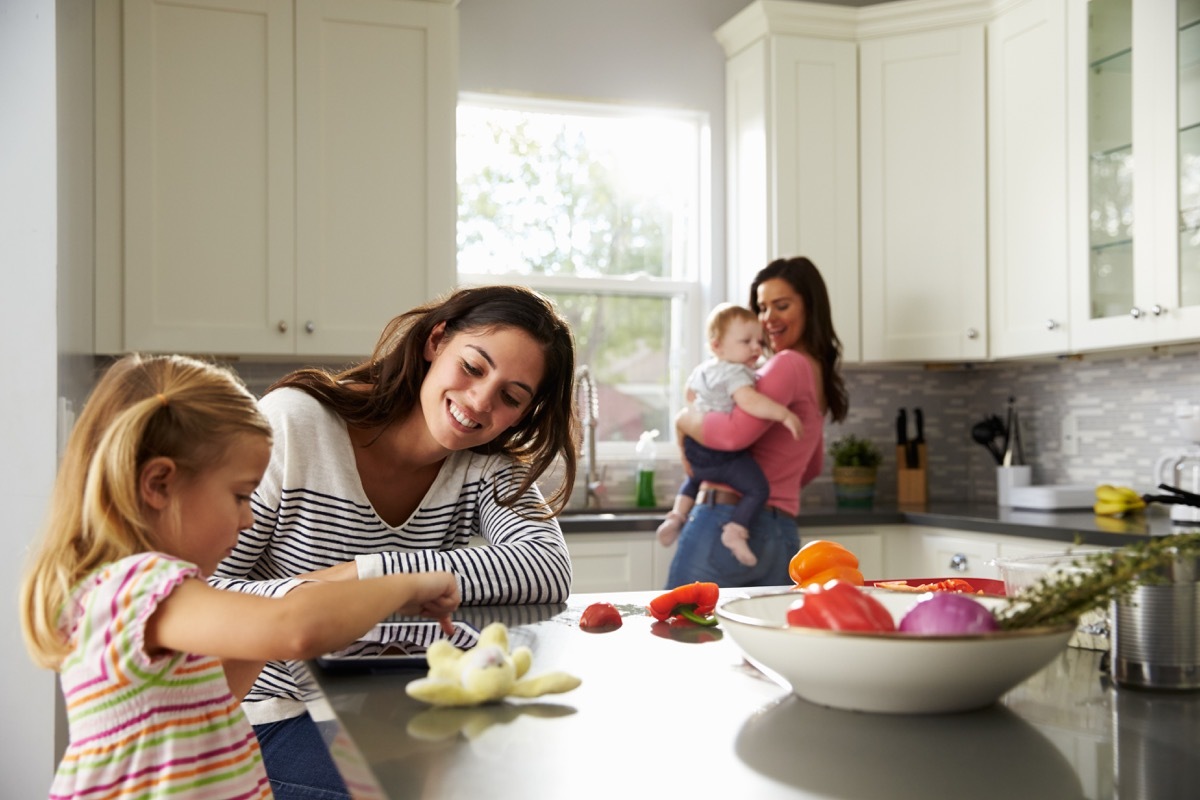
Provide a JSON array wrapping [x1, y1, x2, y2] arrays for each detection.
[[991, 551, 1111, 650]]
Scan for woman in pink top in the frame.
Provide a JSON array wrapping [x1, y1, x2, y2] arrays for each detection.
[[666, 257, 849, 587]]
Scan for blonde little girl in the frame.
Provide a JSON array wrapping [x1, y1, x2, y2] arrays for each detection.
[[20, 354, 460, 799]]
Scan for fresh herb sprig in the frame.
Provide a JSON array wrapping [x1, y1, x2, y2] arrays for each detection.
[[997, 533, 1200, 630]]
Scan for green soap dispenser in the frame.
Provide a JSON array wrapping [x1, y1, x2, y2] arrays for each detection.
[[635, 429, 659, 508]]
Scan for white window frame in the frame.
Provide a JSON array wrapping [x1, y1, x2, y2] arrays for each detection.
[[456, 92, 711, 458]]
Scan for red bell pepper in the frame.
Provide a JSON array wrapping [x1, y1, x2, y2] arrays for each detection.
[[786, 580, 896, 632], [647, 581, 720, 626]]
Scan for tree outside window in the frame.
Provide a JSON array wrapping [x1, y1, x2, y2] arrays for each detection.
[[457, 94, 707, 448]]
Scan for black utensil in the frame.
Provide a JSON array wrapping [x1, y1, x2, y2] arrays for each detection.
[[972, 418, 1003, 464], [897, 409, 908, 449]]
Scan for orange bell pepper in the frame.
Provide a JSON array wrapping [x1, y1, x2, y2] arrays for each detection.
[[788, 540, 864, 588]]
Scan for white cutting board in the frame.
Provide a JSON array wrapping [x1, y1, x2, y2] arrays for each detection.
[[1007, 484, 1095, 510]]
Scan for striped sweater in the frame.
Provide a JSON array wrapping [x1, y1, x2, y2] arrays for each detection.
[[52, 553, 271, 800], [210, 388, 573, 725]]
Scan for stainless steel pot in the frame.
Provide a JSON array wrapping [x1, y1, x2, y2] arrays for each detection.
[[1111, 554, 1200, 690]]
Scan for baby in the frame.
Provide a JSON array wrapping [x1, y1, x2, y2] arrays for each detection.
[[657, 303, 802, 566]]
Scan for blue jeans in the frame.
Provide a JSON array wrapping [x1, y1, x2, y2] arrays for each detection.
[[679, 437, 769, 530], [665, 501, 798, 588], [253, 713, 351, 800]]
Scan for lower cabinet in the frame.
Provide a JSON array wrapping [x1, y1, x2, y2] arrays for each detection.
[[805, 526, 886, 581], [565, 533, 660, 594]]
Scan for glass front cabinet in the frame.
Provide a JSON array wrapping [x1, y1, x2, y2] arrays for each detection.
[[1070, 0, 1200, 349]]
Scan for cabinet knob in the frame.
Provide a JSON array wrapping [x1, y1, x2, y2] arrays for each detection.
[[277, 320, 288, 333], [1045, 319, 1058, 331], [1129, 307, 1143, 319], [949, 553, 969, 572], [966, 328, 979, 340], [1150, 304, 1166, 316], [305, 321, 316, 334]]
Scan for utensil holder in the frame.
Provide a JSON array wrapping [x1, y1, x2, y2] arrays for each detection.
[[996, 465, 1032, 507], [897, 443, 927, 507]]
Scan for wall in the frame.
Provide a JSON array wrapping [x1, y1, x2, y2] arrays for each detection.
[[457, 0, 753, 308], [1, 0, 61, 791]]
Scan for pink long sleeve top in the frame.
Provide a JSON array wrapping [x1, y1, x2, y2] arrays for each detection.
[[700, 349, 824, 517]]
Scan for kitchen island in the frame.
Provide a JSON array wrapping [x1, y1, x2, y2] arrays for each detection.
[[305, 589, 1198, 800]]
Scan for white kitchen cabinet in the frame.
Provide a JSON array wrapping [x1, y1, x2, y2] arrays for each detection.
[[860, 17, 989, 362], [1068, 0, 1200, 351], [565, 533, 656, 594], [715, 2, 861, 362], [987, 0, 1073, 358], [804, 525, 886, 580], [95, 0, 456, 357]]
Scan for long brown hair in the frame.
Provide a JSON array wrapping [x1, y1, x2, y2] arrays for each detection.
[[749, 257, 849, 423], [271, 285, 578, 514], [20, 354, 272, 668]]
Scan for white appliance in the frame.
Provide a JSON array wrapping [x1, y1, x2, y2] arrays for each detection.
[[1152, 404, 1200, 524]]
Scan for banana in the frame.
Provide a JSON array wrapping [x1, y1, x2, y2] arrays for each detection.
[[1095, 484, 1143, 504], [1093, 500, 1131, 516]]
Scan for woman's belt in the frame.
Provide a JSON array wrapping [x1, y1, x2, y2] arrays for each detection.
[[696, 488, 794, 520]]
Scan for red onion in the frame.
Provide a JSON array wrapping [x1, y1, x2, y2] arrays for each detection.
[[898, 593, 1000, 635]]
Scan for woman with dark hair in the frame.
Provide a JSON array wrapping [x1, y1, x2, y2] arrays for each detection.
[[211, 284, 578, 798], [666, 256, 848, 588]]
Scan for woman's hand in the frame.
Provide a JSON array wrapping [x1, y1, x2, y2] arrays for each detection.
[[674, 407, 705, 478], [675, 406, 705, 444]]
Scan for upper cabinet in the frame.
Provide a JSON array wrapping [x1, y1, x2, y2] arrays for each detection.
[[94, 0, 457, 357], [715, 2, 861, 362], [987, 0, 1072, 358], [859, 13, 988, 362], [1068, 0, 1200, 350]]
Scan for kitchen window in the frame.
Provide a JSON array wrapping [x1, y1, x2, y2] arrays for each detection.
[[457, 93, 709, 450]]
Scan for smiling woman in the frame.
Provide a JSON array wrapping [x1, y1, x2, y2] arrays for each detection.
[[208, 284, 580, 799]]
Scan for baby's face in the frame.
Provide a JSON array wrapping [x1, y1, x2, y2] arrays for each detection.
[[713, 317, 764, 368]]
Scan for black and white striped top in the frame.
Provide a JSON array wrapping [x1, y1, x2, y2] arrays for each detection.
[[210, 388, 572, 724]]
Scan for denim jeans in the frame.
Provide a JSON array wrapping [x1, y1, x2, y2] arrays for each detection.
[[253, 713, 351, 800], [679, 437, 769, 530], [665, 501, 799, 588]]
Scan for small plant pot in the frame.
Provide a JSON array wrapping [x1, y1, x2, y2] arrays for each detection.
[[833, 466, 877, 509]]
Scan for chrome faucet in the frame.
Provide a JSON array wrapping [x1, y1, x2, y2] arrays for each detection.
[[575, 365, 603, 508]]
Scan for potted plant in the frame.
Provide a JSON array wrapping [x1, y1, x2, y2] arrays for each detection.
[[829, 434, 882, 509]]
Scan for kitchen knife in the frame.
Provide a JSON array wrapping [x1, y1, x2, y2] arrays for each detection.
[[911, 408, 924, 468], [897, 409, 907, 450]]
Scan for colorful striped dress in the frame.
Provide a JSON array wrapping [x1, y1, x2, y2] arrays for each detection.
[[51, 553, 272, 799]]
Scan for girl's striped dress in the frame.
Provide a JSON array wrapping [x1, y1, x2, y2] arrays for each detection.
[[50, 552, 272, 799]]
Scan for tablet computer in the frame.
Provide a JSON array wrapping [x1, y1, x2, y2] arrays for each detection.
[[315, 619, 480, 673]]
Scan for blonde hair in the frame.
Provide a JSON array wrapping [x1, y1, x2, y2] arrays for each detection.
[[706, 302, 758, 349], [20, 354, 272, 668]]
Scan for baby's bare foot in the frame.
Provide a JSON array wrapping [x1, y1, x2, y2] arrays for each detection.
[[721, 522, 757, 567]]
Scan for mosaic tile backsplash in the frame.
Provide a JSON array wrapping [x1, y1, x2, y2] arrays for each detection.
[[230, 347, 1199, 511]]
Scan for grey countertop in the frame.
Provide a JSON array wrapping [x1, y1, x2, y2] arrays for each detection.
[[306, 590, 1199, 800], [557, 502, 1193, 546]]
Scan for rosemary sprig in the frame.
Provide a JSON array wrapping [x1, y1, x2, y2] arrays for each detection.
[[996, 532, 1200, 630]]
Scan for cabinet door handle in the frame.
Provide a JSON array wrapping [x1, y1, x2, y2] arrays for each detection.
[[305, 321, 316, 334], [277, 320, 289, 333], [1129, 307, 1143, 319], [966, 328, 979, 340], [949, 552, 969, 572], [1045, 319, 1058, 331], [1150, 304, 1166, 316]]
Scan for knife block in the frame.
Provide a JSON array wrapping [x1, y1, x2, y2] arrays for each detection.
[[896, 443, 928, 507]]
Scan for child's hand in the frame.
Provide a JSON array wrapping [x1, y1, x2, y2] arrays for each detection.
[[781, 411, 803, 440], [399, 572, 461, 631]]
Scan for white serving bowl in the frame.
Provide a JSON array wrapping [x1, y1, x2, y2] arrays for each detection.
[[717, 589, 1073, 714]]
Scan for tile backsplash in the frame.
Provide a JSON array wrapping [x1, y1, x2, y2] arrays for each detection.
[[228, 346, 1199, 511]]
